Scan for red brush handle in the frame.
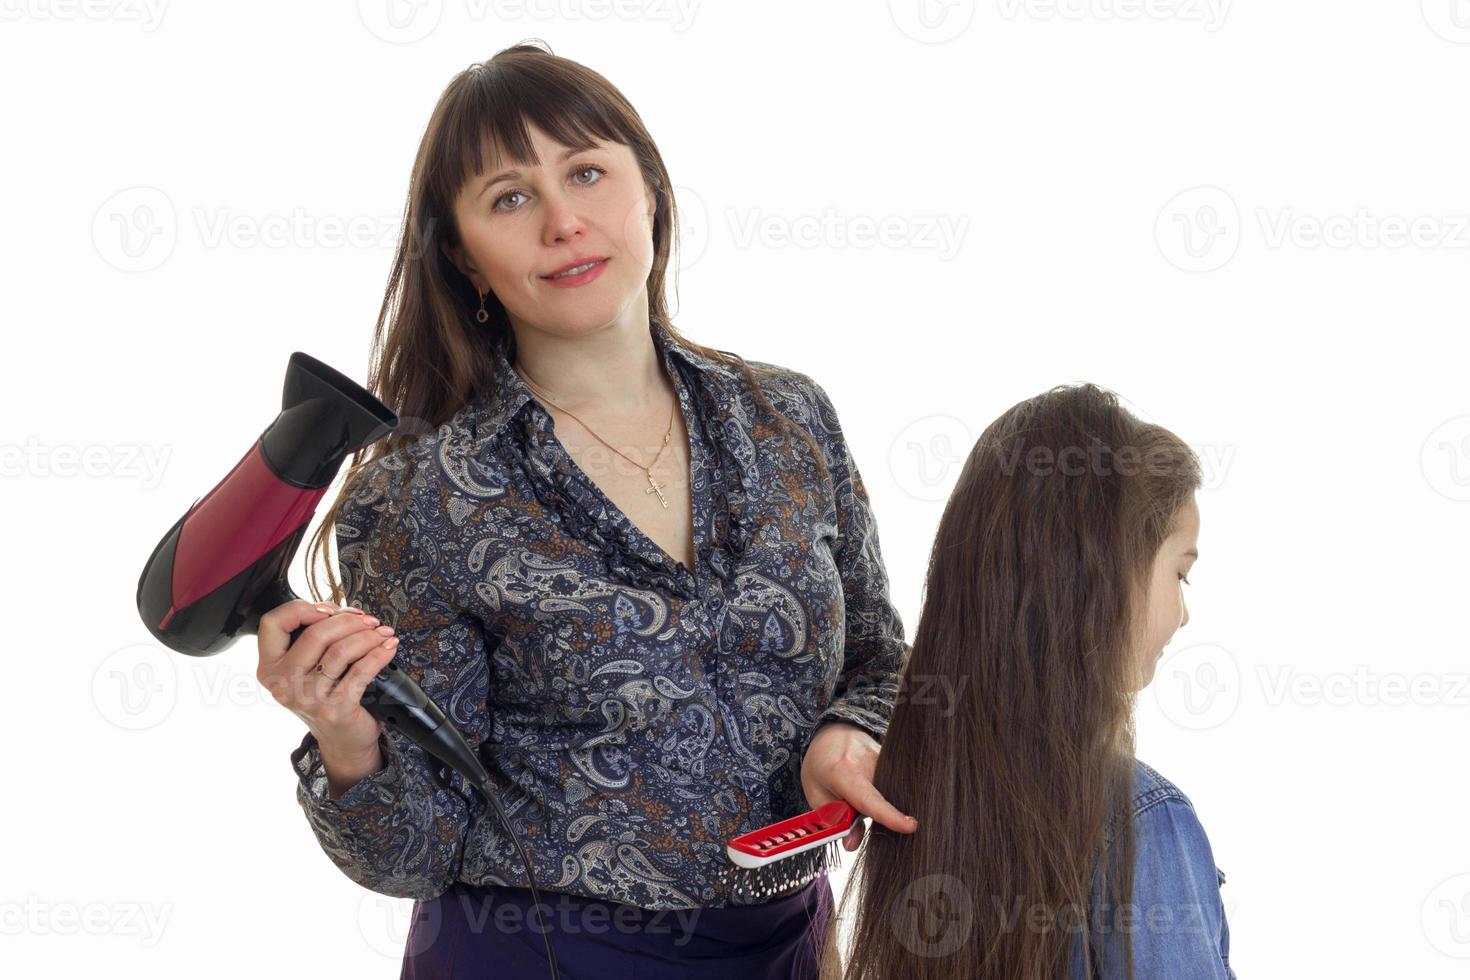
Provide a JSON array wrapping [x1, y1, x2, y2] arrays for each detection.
[[726, 800, 859, 868]]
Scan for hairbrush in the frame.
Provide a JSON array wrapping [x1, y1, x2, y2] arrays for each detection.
[[726, 800, 860, 870]]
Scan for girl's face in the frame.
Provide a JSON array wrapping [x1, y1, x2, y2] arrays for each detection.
[[444, 121, 658, 341], [1129, 496, 1200, 691]]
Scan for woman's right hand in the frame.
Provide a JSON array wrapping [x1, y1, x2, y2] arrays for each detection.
[[256, 599, 401, 760]]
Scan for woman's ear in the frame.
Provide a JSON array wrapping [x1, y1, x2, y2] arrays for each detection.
[[440, 241, 483, 293]]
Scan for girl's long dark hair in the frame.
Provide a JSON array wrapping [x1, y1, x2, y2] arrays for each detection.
[[829, 383, 1202, 979], [304, 41, 827, 602]]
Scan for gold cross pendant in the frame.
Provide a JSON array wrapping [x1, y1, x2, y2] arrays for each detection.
[[645, 472, 669, 509]]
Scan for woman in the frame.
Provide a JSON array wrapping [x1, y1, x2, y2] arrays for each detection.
[[252, 42, 916, 979], [827, 384, 1235, 978]]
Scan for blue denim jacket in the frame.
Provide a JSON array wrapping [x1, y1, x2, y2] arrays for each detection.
[[1070, 760, 1237, 979]]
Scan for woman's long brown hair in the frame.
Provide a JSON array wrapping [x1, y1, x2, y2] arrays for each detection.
[[304, 41, 828, 603], [828, 383, 1202, 979]]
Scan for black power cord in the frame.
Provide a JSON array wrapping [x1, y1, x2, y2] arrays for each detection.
[[366, 671, 561, 978], [470, 773, 560, 979]]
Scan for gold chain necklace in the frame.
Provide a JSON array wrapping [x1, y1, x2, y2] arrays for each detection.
[[514, 364, 677, 509]]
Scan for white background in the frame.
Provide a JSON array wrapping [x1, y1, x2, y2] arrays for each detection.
[[4, 1, 1469, 976]]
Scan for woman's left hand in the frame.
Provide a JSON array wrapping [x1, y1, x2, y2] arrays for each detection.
[[800, 721, 919, 852]]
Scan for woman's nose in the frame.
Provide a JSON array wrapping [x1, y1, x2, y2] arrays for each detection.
[[1179, 600, 1189, 630], [541, 191, 585, 244]]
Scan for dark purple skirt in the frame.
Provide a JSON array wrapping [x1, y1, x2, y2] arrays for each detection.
[[399, 875, 834, 980]]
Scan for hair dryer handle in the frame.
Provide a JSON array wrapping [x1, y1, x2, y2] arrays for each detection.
[[281, 619, 491, 794], [360, 664, 492, 792]]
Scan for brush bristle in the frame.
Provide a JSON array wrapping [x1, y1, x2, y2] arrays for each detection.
[[720, 836, 846, 905]]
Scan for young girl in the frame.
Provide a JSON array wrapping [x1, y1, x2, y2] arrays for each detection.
[[827, 383, 1235, 979]]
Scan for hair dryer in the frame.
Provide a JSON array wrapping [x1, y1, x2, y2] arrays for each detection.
[[134, 351, 559, 978], [133, 351, 495, 785]]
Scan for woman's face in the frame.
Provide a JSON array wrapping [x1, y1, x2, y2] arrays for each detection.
[[1129, 495, 1200, 691], [444, 121, 658, 340]]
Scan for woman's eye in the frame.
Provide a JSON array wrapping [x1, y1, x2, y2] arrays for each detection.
[[1179, 574, 1191, 586], [493, 190, 527, 212], [572, 164, 606, 186], [492, 166, 604, 213]]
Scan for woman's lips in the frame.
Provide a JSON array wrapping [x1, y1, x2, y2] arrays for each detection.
[[541, 258, 608, 288]]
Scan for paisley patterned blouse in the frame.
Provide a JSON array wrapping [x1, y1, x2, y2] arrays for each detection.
[[289, 317, 910, 910]]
